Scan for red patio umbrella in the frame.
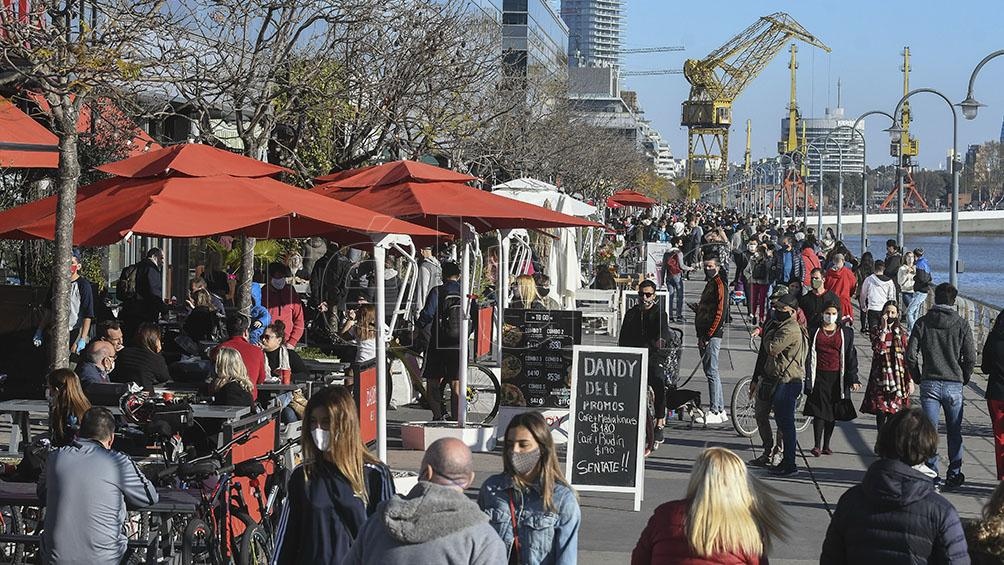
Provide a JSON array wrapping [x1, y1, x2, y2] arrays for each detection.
[[0, 144, 445, 245], [312, 180, 601, 233], [0, 98, 58, 169], [608, 189, 658, 208], [315, 159, 477, 188]]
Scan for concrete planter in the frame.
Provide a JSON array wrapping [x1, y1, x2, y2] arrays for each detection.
[[400, 421, 497, 452]]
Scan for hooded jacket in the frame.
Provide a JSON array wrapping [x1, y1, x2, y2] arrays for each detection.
[[344, 481, 506, 565], [907, 304, 976, 384], [248, 283, 271, 345], [820, 458, 970, 564], [762, 314, 806, 384], [859, 272, 897, 312]]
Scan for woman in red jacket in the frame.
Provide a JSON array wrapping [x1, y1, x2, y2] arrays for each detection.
[[631, 447, 789, 565]]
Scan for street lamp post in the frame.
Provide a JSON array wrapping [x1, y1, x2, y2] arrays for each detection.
[[820, 133, 847, 240], [889, 89, 960, 288], [801, 142, 824, 236], [778, 154, 794, 223], [845, 111, 896, 255]]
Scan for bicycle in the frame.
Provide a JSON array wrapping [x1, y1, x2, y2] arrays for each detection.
[[155, 426, 271, 565], [240, 438, 299, 552], [439, 363, 501, 425], [730, 375, 811, 438]]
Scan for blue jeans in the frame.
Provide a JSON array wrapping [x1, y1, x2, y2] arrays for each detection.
[[906, 291, 926, 334], [772, 381, 802, 469], [920, 380, 964, 478], [666, 275, 684, 320], [699, 337, 724, 412]]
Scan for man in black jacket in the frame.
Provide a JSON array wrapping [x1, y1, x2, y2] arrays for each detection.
[[122, 248, 168, 343], [620, 279, 672, 442], [906, 283, 976, 491], [695, 256, 727, 424]]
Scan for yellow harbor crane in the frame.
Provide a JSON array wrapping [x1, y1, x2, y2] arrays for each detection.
[[681, 12, 830, 204]]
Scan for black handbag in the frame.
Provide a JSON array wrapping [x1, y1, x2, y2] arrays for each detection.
[[833, 397, 858, 421]]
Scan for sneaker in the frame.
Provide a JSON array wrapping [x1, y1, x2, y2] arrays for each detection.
[[821, 447, 833, 455], [769, 465, 798, 477], [653, 426, 665, 444], [933, 478, 944, 493], [943, 473, 966, 491], [810, 447, 821, 457], [748, 454, 772, 467]]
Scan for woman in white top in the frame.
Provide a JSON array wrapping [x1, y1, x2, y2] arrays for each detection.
[[897, 251, 916, 316]]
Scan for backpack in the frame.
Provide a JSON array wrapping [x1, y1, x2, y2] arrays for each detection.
[[116, 263, 140, 301], [752, 259, 768, 281], [665, 252, 683, 276], [437, 287, 464, 343]]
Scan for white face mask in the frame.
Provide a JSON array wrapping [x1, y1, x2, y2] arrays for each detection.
[[271, 277, 287, 290], [822, 313, 838, 325], [311, 428, 331, 452]]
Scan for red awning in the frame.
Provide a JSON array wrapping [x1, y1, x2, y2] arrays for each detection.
[[315, 159, 477, 188], [0, 98, 58, 169], [608, 189, 657, 208]]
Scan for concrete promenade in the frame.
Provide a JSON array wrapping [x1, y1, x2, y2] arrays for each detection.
[[387, 283, 1000, 564]]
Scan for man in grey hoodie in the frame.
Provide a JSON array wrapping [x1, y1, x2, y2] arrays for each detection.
[[344, 438, 506, 565], [906, 282, 976, 491]]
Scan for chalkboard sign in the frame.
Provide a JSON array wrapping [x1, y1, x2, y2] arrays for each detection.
[[565, 345, 647, 511], [501, 309, 582, 409]]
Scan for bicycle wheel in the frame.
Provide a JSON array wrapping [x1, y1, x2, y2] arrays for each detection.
[[440, 364, 501, 425], [181, 518, 214, 565], [0, 505, 23, 565], [237, 521, 271, 565], [730, 376, 758, 438], [794, 393, 812, 433]]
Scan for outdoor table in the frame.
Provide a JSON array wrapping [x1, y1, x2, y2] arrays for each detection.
[[0, 400, 250, 456], [0, 481, 199, 548], [300, 359, 348, 396]]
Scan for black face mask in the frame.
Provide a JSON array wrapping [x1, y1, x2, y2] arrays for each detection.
[[775, 309, 791, 321], [704, 268, 717, 280]]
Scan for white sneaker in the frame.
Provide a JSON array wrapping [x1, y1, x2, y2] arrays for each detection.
[[706, 411, 728, 425]]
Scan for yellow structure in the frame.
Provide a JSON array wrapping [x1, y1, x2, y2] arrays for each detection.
[[682, 12, 829, 204]]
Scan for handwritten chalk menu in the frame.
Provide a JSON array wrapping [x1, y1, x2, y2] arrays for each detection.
[[565, 345, 647, 511], [501, 309, 582, 409]]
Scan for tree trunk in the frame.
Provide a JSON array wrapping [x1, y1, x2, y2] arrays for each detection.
[[49, 107, 81, 369], [237, 235, 255, 317]]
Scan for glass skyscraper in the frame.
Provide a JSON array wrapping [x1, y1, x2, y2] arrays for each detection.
[[560, 0, 622, 68]]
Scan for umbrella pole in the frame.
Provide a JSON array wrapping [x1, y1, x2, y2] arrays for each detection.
[[373, 239, 389, 463], [495, 230, 511, 365], [458, 235, 472, 427]]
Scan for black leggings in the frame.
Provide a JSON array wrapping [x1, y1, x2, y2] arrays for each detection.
[[650, 377, 667, 421], [812, 418, 835, 449], [876, 411, 891, 433]]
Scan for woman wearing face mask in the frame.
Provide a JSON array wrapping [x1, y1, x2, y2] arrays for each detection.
[[479, 412, 580, 565], [860, 300, 913, 435], [273, 386, 395, 565], [798, 268, 841, 335], [803, 305, 860, 456], [897, 251, 917, 325], [262, 262, 305, 347], [744, 244, 772, 324]]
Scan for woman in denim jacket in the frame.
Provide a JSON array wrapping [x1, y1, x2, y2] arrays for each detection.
[[479, 412, 580, 565]]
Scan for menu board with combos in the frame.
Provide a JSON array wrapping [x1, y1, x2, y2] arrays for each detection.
[[565, 345, 647, 511], [501, 309, 582, 409]]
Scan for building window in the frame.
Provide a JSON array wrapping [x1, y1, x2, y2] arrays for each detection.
[[502, 12, 527, 24], [503, 0, 528, 11]]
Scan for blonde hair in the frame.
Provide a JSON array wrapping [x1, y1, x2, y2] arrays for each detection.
[[686, 447, 789, 558], [515, 275, 539, 306], [969, 482, 1004, 556], [355, 304, 376, 341], [301, 386, 379, 501], [212, 347, 253, 393]]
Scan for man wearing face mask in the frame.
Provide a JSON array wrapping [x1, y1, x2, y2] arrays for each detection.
[[262, 262, 305, 347], [620, 280, 673, 442], [799, 268, 840, 335], [694, 256, 728, 425], [123, 248, 169, 344], [75, 340, 116, 389], [344, 438, 506, 565], [760, 293, 807, 476], [770, 236, 804, 291], [34, 250, 94, 354]]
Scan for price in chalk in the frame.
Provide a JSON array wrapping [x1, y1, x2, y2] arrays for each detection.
[[566, 346, 647, 512]]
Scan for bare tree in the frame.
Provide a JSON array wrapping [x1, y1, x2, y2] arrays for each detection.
[[0, 0, 169, 367]]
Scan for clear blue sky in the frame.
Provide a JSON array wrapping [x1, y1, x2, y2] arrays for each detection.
[[621, 0, 1004, 168]]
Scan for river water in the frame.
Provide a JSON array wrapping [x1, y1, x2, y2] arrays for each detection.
[[845, 235, 1004, 308]]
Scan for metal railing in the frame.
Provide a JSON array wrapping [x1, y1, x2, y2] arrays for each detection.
[[919, 292, 1000, 356]]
